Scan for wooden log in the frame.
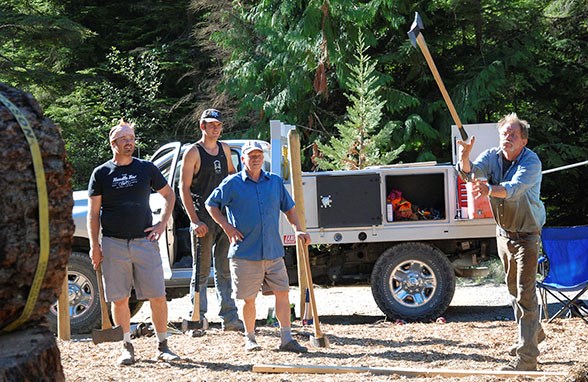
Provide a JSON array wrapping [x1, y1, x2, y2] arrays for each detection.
[[0, 83, 73, 380], [252, 363, 566, 378], [0, 327, 65, 381], [0, 83, 74, 330]]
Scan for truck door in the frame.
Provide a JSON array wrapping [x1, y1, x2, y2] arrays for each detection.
[[150, 142, 183, 279]]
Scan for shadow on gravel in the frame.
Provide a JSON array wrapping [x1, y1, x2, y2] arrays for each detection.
[[316, 305, 515, 326]]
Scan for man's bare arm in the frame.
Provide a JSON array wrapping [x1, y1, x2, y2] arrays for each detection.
[[284, 207, 311, 245], [179, 145, 208, 236], [207, 205, 243, 244], [144, 184, 175, 241], [87, 195, 103, 270], [222, 142, 236, 175]]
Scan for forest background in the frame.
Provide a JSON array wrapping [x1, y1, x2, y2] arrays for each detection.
[[1, 0, 587, 226]]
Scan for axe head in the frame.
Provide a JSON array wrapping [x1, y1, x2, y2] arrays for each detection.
[[407, 11, 424, 48], [181, 318, 203, 332], [92, 324, 123, 345]]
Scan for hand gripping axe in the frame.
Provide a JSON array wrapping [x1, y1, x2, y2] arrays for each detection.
[[408, 12, 469, 141], [91, 267, 123, 345]]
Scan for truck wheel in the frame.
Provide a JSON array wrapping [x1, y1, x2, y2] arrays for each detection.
[[371, 242, 455, 322], [48, 251, 144, 334], [48, 251, 101, 334]]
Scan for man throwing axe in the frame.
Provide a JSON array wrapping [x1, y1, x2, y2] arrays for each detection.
[[456, 113, 546, 371]]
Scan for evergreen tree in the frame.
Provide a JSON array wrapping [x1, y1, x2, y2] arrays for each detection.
[[315, 33, 404, 170]]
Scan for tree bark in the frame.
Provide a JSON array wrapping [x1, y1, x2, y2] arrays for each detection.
[[0, 83, 73, 380], [0, 327, 64, 382]]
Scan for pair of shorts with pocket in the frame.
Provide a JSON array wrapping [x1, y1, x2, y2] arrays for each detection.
[[230, 257, 289, 300], [101, 236, 166, 302]]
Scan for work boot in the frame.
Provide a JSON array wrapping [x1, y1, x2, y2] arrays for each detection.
[[278, 339, 308, 353], [117, 342, 135, 366], [500, 358, 537, 371], [155, 340, 180, 362], [508, 330, 546, 356], [222, 319, 245, 332]]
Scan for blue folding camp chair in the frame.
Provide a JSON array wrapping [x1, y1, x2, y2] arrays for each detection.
[[537, 226, 588, 323]]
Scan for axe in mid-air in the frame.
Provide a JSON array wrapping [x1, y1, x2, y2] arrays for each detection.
[[408, 12, 469, 141]]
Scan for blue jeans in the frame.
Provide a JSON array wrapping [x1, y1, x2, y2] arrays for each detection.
[[190, 221, 239, 324]]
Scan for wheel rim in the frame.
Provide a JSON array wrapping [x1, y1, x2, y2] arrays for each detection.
[[50, 270, 95, 320], [389, 259, 437, 307]]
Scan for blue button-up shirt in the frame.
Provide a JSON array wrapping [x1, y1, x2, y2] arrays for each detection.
[[458, 147, 546, 232], [206, 169, 295, 260]]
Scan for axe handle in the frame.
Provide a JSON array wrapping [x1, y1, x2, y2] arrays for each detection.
[[300, 239, 323, 338], [416, 34, 468, 141], [190, 233, 201, 322], [96, 267, 113, 330], [57, 265, 71, 340], [287, 129, 309, 320]]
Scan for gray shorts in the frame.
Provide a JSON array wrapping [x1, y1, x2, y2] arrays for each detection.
[[101, 237, 166, 302], [230, 257, 290, 300]]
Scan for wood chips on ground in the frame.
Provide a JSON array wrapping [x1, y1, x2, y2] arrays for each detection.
[[58, 316, 588, 382]]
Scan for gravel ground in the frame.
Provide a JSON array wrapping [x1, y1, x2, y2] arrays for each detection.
[[58, 284, 588, 381]]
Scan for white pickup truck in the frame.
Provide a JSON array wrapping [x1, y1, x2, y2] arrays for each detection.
[[53, 122, 499, 333]]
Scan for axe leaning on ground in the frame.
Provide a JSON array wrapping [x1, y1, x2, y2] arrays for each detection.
[[181, 235, 205, 336], [287, 129, 329, 348], [92, 266, 123, 345], [407, 11, 469, 141], [299, 237, 330, 348]]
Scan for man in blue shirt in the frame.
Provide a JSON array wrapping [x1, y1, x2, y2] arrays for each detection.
[[206, 140, 310, 353], [457, 113, 546, 371]]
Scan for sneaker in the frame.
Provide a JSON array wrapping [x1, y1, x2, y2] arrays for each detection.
[[278, 339, 308, 353], [222, 319, 245, 332], [508, 330, 546, 356], [117, 342, 135, 366], [500, 359, 537, 371], [155, 340, 180, 362], [245, 338, 261, 352]]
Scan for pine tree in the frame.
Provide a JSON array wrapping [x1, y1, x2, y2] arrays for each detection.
[[315, 32, 404, 170]]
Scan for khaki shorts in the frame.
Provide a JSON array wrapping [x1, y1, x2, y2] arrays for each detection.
[[230, 257, 289, 300], [101, 237, 166, 302]]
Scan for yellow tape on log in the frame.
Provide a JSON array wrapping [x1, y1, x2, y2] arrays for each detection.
[[0, 93, 50, 332]]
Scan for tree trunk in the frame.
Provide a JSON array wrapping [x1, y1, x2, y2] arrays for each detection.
[[0, 83, 73, 379], [0, 327, 64, 382]]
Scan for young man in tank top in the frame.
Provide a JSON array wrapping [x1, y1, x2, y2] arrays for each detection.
[[179, 109, 243, 332]]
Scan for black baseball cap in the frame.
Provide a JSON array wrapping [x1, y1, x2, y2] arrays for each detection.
[[200, 108, 222, 123]]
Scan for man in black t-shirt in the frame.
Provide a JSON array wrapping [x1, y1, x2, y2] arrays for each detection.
[[179, 108, 243, 332], [88, 119, 179, 366]]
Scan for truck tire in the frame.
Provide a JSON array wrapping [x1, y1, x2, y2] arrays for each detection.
[[48, 251, 144, 334], [371, 242, 455, 322]]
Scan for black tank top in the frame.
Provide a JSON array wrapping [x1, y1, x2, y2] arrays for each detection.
[[190, 142, 229, 221]]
